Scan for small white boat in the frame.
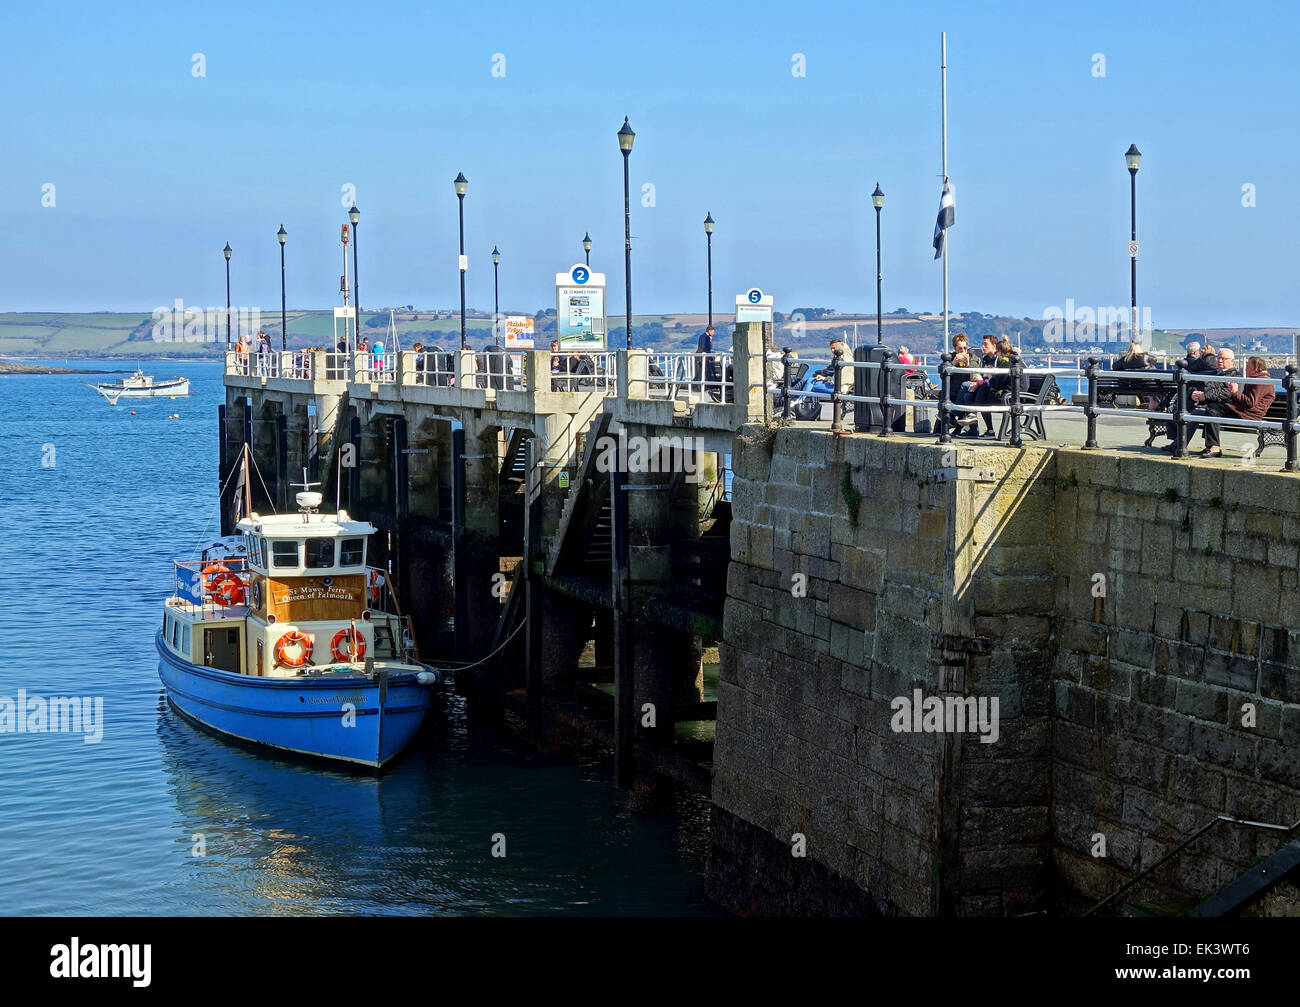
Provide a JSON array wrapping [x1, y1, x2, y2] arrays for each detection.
[[89, 368, 190, 405]]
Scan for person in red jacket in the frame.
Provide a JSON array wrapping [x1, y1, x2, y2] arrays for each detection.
[[1189, 355, 1275, 457]]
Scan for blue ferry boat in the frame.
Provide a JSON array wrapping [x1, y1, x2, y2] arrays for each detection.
[[156, 487, 440, 769]]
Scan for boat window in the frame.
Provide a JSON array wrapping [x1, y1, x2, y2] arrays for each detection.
[[182, 624, 191, 654], [171, 619, 180, 648], [340, 538, 364, 566], [305, 537, 335, 569], [272, 540, 299, 568], [258, 537, 269, 568]]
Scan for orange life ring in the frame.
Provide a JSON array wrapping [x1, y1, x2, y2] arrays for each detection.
[[330, 628, 366, 662], [274, 630, 313, 667], [202, 563, 230, 591], [209, 571, 246, 607]]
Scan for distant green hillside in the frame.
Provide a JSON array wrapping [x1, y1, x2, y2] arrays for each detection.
[[0, 309, 1293, 359]]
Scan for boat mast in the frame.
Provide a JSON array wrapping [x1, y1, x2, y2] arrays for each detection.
[[242, 443, 253, 519]]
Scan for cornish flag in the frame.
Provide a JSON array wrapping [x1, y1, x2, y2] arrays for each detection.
[[932, 179, 955, 259]]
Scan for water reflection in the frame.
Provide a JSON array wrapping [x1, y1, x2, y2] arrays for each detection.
[[156, 690, 719, 916]]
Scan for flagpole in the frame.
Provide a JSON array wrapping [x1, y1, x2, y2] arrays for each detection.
[[941, 31, 949, 348]]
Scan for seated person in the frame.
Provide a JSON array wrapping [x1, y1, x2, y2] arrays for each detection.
[[1187, 354, 1273, 458], [1113, 339, 1158, 408]]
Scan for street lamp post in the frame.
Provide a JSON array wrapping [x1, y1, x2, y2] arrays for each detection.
[[223, 242, 232, 347], [703, 212, 714, 328], [618, 118, 635, 350], [492, 246, 501, 345], [871, 183, 885, 345], [348, 203, 360, 346], [583, 232, 592, 266], [277, 225, 287, 350], [1126, 144, 1141, 338], [455, 172, 468, 349]]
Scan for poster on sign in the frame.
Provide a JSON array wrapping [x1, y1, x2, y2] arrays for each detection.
[[504, 315, 534, 349]]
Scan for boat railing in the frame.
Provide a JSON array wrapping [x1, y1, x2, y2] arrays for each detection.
[[171, 557, 251, 618]]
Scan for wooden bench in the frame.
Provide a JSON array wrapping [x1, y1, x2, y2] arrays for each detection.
[[1147, 391, 1289, 453], [1181, 396, 1291, 455], [996, 372, 1060, 442], [1096, 371, 1178, 407]]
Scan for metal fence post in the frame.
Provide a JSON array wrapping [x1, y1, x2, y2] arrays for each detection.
[[1172, 361, 1189, 458], [831, 346, 844, 432], [937, 352, 952, 445], [1008, 353, 1023, 448], [1285, 363, 1298, 472], [1084, 356, 1099, 449], [878, 349, 894, 438], [781, 347, 792, 421]]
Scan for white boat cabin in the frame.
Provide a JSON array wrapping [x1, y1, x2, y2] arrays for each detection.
[[161, 501, 410, 678]]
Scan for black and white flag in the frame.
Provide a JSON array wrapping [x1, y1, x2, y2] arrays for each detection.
[[932, 179, 955, 259]]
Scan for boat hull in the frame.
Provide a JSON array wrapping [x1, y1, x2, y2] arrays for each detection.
[[93, 378, 191, 401], [155, 632, 433, 769]]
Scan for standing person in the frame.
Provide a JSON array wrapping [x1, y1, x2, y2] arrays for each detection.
[[550, 339, 572, 391], [412, 341, 426, 384], [1188, 354, 1271, 458], [695, 324, 716, 397], [1183, 341, 1202, 370], [256, 331, 270, 376], [372, 341, 385, 376], [234, 332, 250, 375]]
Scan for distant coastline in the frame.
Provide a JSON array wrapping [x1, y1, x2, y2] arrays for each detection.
[[0, 308, 1294, 360]]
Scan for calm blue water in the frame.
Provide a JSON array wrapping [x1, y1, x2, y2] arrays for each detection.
[[0, 360, 715, 916]]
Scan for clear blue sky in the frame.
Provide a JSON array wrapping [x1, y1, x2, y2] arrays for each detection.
[[3, 0, 1296, 328]]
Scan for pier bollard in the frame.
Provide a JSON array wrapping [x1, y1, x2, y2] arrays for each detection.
[[1008, 353, 1024, 448], [878, 350, 894, 438], [1285, 364, 1298, 472], [830, 346, 845, 432], [937, 352, 952, 445], [781, 347, 792, 420], [1172, 361, 1189, 458], [455, 349, 476, 390], [1084, 357, 1099, 449]]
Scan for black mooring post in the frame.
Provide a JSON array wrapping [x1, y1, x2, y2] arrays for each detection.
[[275, 412, 288, 512], [523, 438, 543, 733], [878, 349, 894, 437], [1084, 357, 1099, 449], [242, 400, 253, 459], [217, 404, 229, 534], [1284, 364, 1298, 472], [611, 463, 633, 790], [830, 345, 844, 432], [1009, 354, 1024, 448], [781, 347, 792, 420], [1173, 361, 1189, 458], [451, 425, 467, 658], [394, 416, 409, 612], [348, 415, 362, 510], [937, 352, 952, 445]]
